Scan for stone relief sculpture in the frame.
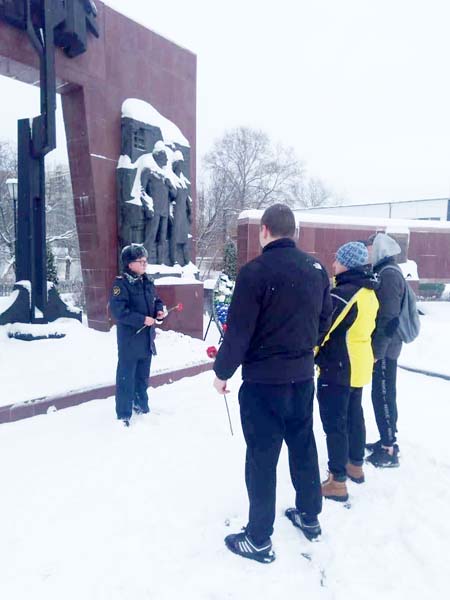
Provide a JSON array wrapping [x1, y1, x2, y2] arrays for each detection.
[[169, 150, 193, 266], [117, 99, 193, 268]]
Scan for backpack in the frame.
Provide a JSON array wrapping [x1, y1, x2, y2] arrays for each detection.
[[379, 265, 421, 343]]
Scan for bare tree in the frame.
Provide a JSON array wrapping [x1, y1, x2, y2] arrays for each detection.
[[0, 142, 79, 281], [0, 141, 18, 278], [288, 176, 336, 209], [196, 127, 337, 273]]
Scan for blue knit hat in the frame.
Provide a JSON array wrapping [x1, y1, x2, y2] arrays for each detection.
[[336, 242, 368, 269]]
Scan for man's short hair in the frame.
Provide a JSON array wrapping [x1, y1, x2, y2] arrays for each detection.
[[261, 204, 296, 238]]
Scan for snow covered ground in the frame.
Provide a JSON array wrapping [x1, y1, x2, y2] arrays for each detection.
[[0, 321, 210, 407], [0, 364, 449, 600], [400, 301, 450, 376]]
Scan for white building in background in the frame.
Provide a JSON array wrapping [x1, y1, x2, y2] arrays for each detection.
[[296, 197, 450, 221]]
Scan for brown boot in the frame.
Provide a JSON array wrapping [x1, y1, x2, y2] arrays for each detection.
[[346, 462, 365, 484], [321, 473, 349, 502]]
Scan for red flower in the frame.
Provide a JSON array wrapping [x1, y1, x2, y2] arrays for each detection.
[[206, 346, 218, 359], [177, 303, 184, 312], [222, 323, 228, 332]]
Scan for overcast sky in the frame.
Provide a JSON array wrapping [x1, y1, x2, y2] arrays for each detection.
[[1, 0, 449, 204]]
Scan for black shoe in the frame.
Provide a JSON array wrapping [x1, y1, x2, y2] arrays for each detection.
[[224, 530, 275, 564], [366, 446, 399, 468], [366, 440, 400, 455], [132, 405, 150, 415], [365, 440, 382, 453], [119, 418, 130, 427], [285, 508, 321, 541]]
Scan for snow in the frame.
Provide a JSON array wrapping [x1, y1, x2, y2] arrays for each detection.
[[0, 365, 449, 599], [118, 146, 184, 202], [0, 320, 210, 408], [147, 262, 199, 283], [398, 260, 419, 280], [203, 278, 217, 290], [122, 98, 190, 147], [147, 263, 183, 276], [15, 280, 31, 292], [0, 290, 19, 314], [154, 276, 200, 286], [90, 153, 116, 162], [0, 306, 449, 598], [239, 209, 450, 231], [181, 261, 200, 276], [399, 301, 450, 377], [34, 307, 44, 319]]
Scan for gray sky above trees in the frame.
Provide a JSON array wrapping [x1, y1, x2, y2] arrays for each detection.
[[0, 0, 449, 205]]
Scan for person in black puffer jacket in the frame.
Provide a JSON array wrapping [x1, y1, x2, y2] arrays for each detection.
[[109, 244, 164, 426]]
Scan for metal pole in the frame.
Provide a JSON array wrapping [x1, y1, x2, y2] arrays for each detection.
[[223, 394, 234, 436], [13, 196, 17, 257]]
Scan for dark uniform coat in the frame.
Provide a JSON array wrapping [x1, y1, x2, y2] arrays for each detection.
[[109, 272, 164, 359]]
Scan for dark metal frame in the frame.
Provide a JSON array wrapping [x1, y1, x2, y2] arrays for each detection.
[[0, 0, 99, 323]]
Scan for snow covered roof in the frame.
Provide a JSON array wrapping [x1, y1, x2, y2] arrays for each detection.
[[238, 209, 450, 231], [298, 197, 450, 210]]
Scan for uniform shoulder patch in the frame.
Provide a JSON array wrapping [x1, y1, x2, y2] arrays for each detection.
[[112, 286, 121, 296]]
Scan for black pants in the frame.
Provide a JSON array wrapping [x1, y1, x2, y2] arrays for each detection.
[[317, 380, 365, 478], [238, 379, 322, 545], [371, 358, 398, 446], [115, 355, 152, 419]]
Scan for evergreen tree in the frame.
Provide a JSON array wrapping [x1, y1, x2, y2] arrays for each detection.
[[223, 239, 237, 280], [46, 242, 59, 285]]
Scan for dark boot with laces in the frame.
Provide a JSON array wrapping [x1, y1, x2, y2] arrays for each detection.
[[224, 529, 275, 564]]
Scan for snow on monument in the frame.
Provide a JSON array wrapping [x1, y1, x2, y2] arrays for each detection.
[[117, 99, 193, 269]]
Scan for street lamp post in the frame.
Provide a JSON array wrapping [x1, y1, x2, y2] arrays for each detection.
[[5, 177, 18, 255]]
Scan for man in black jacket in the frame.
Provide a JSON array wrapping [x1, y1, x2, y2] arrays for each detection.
[[366, 233, 405, 468], [213, 204, 332, 564], [109, 244, 164, 426]]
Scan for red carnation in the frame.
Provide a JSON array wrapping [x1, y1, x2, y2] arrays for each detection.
[[222, 323, 228, 333], [177, 303, 184, 312], [207, 346, 218, 359]]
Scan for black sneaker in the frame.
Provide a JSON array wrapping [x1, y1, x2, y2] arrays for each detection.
[[365, 440, 382, 453], [285, 508, 321, 541], [366, 440, 400, 455], [224, 530, 275, 564], [366, 446, 399, 468], [132, 405, 150, 415]]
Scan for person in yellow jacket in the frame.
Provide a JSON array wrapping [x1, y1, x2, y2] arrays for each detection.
[[316, 242, 379, 502]]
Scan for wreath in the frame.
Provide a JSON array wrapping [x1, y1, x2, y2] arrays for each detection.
[[212, 273, 235, 339]]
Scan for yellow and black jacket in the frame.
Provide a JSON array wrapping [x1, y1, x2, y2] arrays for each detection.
[[316, 268, 379, 388]]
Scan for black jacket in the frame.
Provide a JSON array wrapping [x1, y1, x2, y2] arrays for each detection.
[[214, 238, 333, 384], [109, 272, 164, 360], [316, 268, 379, 387], [372, 257, 405, 360]]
